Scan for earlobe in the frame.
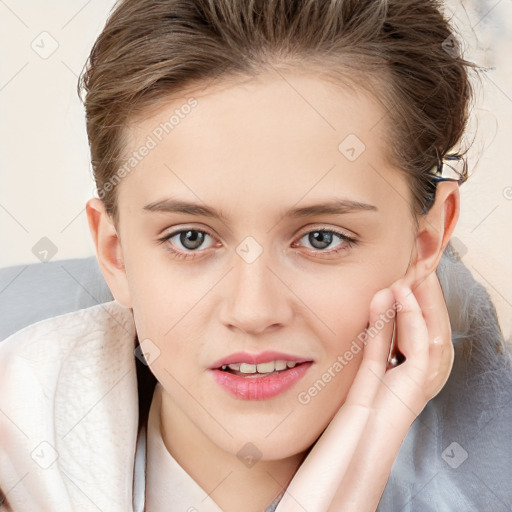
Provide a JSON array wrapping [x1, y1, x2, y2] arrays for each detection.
[[86, 198, 133, 308], [409, 182, 460, 284]]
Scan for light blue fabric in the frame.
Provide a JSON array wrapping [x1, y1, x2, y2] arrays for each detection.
[[377, 335, 512, 511], [0, 257, 113, 341]]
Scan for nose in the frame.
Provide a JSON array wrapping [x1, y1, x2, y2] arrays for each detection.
[[218, 249, 294, 336]]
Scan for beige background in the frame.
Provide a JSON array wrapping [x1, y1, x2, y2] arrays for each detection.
[[0, 0, 511, 339]]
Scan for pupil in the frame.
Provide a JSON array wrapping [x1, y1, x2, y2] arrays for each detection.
[[181, 230, 204, 250], [310, 231, 332, 249]]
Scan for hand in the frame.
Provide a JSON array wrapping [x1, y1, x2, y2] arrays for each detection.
[[275, 270, 454, 512]]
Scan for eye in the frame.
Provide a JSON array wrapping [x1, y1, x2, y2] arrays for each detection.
[[293, 228, 357, 256], [157, 228, 217, 260]]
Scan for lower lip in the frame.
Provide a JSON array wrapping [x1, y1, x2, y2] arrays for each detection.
[[211, 362, 313, 400]]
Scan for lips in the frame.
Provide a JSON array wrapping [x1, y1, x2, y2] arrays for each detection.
[[209, 351, 314, 400], [209, 351, 312, 369]]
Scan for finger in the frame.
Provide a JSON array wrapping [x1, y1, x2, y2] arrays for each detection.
[[410, 271, 454, 396], [411, 270, 451, 345], [425, 334, 454, 398], [389, 282, 430, 376], [344, 287, 395, 408], [371, 283, 431, 420]]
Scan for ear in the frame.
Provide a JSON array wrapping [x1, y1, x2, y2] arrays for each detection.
[[407, 182, 460, 285], [86, 197, 133, 308]]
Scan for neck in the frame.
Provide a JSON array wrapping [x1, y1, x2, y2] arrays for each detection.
[[156, 384, 307, 512]]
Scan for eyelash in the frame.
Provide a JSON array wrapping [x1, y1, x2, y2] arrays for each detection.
[[156, 227, 358, 261]]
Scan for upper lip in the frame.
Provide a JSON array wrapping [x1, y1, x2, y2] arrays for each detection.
[[209, 351, 313, 369]]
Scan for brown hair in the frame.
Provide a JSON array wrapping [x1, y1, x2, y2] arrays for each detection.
[[79, 0, 476, 229]]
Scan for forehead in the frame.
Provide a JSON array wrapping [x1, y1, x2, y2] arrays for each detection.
[[126, 69, 387, 152], [118, 70, 410, 217]]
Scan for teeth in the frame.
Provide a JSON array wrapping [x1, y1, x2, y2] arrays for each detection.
[[240, 363, 257, 374], [256, 361, 275, 373], [275, 360, 287, 370], [221, 360, 301, 374]]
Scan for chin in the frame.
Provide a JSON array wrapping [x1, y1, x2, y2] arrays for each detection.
[[213, 420, 323, 462]]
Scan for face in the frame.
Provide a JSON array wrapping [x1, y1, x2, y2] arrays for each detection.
[[114, 69, 417, 461]]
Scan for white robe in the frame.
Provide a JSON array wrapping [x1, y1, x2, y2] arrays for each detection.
[[0, 301, 139, 511]]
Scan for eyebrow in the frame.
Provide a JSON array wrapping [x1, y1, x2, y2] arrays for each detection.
[[143, 197, 378, 221]]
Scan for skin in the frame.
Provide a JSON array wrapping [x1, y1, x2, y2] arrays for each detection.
[[87, 68, 458, 511]]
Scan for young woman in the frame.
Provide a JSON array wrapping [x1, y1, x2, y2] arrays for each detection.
[[1, 0, 511, 511]]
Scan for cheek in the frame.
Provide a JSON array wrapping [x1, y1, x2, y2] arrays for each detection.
[[292, 266, 395, 338], [128, 264, 212, 382], [126, 249, 205, 338]]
